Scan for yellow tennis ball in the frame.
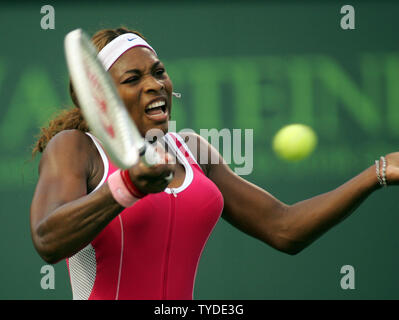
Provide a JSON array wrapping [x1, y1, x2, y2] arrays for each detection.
[[272, 124, 317, 161]]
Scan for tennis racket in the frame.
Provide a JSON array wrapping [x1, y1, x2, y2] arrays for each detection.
[[64, 29, 172, 181]]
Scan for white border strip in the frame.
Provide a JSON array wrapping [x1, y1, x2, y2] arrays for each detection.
[[164, 133, 193, 195], [172, 133, 203, 172]]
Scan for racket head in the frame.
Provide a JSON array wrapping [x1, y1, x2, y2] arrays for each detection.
[[64, 29, 145, 169]]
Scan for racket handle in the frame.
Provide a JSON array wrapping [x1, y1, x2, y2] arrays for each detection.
[[165, 172, 174, 183], [141, 143, 160, 166], [141, 143, 174, 183]]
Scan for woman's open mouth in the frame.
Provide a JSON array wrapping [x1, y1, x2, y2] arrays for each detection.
[[145, 99, 169, 122]]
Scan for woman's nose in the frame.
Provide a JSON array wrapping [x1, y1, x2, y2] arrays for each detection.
[[143, 75, 164, 93]]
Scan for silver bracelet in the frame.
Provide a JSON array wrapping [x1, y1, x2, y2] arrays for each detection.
[[375, 160, 383, 186], [381, 156, 387, 187]]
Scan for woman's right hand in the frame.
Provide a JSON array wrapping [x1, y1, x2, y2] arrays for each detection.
[[127, 143, 176, 194]]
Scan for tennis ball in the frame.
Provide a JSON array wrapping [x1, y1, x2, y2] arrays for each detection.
[[272, 124, 317, 161]]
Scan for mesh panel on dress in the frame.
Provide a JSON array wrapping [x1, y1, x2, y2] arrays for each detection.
[[68, 244, 96, 300]]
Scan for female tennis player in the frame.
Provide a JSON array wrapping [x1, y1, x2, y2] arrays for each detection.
[[30, 27, 399, 300]]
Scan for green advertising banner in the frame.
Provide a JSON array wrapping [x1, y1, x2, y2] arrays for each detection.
[[0, 1, 398, 300]]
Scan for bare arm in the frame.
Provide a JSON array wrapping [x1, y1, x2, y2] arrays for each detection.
[[30, 130, 124, 264], [212, 160, 379, 255], [30, 130, 175, 264], [184, 132, 399, 255]]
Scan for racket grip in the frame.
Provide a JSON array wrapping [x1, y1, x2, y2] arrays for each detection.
[[141, 143, 174, 183], [141, 143, 161, 166], [165, 172, 173, 183]]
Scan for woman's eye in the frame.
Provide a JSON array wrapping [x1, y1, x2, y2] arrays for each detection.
[[122, 76, 139, 84], [155, 68, 165, 76]]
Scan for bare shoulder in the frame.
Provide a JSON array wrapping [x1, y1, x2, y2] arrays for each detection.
[[175, 131, 221, 176], [39, 129, 94, 176], [31, 130, 97, 232], [177, 131, 205, 148]]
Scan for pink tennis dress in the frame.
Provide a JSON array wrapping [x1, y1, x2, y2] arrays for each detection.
[[66, 132, 224, 300]]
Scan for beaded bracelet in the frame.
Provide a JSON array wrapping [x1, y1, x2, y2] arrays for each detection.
[[375, 160, 383, 186], [381, 156, 387, 187]]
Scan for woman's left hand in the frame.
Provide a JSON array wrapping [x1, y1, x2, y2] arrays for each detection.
[[384, 152, 399, 185]]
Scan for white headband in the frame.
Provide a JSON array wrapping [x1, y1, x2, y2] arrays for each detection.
[[97, 33, 156, 70]]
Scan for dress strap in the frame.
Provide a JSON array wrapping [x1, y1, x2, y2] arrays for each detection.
[[85, 132, 109, 192], [166, 132, 203, 173]]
